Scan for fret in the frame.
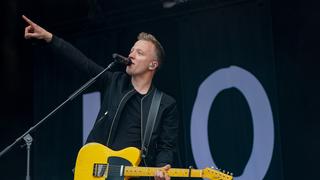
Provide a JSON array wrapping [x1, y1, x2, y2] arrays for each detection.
[[124, 166, 203, 178]]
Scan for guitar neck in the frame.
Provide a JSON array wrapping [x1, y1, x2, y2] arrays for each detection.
[[124, 166, 203, 178]]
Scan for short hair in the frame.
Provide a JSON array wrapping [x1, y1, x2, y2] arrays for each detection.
[[137, 32, 165, 68]]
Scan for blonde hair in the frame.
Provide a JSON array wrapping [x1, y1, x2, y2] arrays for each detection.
[[137, 32, 165, 68]]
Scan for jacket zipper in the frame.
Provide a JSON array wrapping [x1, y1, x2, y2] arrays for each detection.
[[106, 89, 135, 146]]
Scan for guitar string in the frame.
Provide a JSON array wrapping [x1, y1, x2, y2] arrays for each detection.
[[104, 165, 161, 177], [107, 165, 190, 177], [94, 164, 198, 177]]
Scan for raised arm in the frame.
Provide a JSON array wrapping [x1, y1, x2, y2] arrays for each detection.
[[22, 15, 112, 90]]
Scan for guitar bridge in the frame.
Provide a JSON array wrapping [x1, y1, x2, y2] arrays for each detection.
[[93, 163, 108, 177]]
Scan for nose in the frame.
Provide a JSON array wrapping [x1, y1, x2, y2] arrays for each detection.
[[128, 50, 135, 60]]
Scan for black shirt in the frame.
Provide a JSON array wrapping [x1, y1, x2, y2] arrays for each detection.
[[111, 92, 144, 150]]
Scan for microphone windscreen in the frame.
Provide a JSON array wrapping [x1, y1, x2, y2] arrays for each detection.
[[112, 53, 132, 65]]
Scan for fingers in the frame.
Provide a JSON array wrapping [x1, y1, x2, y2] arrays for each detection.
[[22, 15, 35, 26], [24, 26, 35, 39], [163, 165, 171, 180], [24, 32, 37, 39], [156, 171, 163, 179], [155, 171, 170, 180], [154, 165, 171, 180], [24, 25, 33, 33], [165, 174, 170, 180], [24, 26, 31, 39], [22, 15, 52, 42]]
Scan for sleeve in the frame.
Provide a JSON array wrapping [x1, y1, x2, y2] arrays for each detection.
[[155, 102, 179, 167], [47, 35, 112, 90]]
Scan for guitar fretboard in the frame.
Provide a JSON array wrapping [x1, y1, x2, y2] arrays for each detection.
[[124, 166, 203, 178]]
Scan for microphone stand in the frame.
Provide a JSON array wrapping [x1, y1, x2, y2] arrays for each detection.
[[0, 60, 118, 180]]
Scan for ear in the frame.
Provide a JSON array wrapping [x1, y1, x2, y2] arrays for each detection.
[[149, 61, 158, 70]]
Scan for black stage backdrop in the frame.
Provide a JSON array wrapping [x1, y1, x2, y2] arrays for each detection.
[[31, 1, 283, 180], [2, 0, 320, 180]]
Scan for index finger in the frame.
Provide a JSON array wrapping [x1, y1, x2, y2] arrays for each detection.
[[22, 15, 35, 25]]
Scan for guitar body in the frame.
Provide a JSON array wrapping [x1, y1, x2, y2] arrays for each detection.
[[74, 143, 141, 180]]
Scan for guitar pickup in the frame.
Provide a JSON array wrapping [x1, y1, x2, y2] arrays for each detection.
[[93, 163, 108, 177]]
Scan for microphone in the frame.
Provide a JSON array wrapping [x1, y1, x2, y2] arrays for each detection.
[[112, 53, 132, 65]]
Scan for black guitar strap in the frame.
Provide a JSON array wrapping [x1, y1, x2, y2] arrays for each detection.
[[141, 88, 163, 160]]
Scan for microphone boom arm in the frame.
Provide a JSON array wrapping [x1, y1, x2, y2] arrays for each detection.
[[0, 60, 117, 158]]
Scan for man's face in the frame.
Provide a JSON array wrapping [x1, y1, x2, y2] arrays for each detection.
[[126, 40, 157, 76]]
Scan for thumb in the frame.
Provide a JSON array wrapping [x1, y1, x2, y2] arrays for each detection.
[[163, 164, 171, 171]]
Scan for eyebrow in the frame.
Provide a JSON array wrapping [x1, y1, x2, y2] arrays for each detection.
[[131, 47, 144, 53]]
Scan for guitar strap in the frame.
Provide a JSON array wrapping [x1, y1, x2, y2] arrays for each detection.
[[141, 88, 163, 161]]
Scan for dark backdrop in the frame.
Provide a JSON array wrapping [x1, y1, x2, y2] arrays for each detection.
[[1, 0, 320, 179]]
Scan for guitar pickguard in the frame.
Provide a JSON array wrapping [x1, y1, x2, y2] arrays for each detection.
[[107, 156, 132, 180]]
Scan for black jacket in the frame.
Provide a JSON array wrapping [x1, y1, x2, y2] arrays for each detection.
[[47, 36, 179, 167]]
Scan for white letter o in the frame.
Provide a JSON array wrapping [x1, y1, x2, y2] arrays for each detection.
[[191, 66, 274, 180]]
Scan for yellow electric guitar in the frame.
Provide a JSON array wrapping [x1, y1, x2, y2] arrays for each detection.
[[74, 143, 233, 180]]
